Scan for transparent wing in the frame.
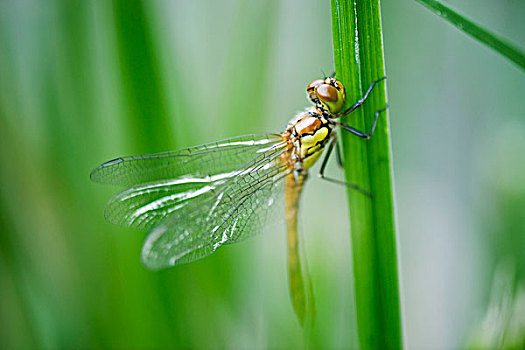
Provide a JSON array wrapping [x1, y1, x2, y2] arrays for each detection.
[[101, 134, 287, 231], [140, 148, 289, 269], [94, 134, 291, 269], [90, 134, 283, 186], [104, 174, 236, 231]]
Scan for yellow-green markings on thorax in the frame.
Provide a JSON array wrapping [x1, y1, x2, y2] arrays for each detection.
[[292, 110, 332, 170]]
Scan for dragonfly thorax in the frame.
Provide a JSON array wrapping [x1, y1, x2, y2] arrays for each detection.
[[282, 109, 334, 173], [306, 77, 346, 115]]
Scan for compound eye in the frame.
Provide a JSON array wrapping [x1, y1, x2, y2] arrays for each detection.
[[317, 82, 345, 113], [306, 79, 324, 102], [307, 79, 324, 90], [316, 84, 339, 102]]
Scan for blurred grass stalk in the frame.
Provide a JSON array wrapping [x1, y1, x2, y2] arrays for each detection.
[[331, 0, 403, 349], [415, 0, 525, 71]]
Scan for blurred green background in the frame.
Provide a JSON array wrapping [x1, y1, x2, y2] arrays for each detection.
[[1, 0, 524, 349]]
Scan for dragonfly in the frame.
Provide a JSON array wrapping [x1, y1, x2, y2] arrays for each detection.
[[91, 76, 386, 324]]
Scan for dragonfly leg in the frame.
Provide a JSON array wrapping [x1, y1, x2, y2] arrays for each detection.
[[340, 76, 386, 116], [335, 137, 344, 168], [324, 134, 344, 168], [318, 138, 372, 197], [336, 103, 389, 140]]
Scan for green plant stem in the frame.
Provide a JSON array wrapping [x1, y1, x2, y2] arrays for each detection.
[[415, 0, 525, 71], [331, 0, 403, 349]]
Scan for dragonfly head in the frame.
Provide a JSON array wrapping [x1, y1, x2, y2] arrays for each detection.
[[306, 78, 346, 115]]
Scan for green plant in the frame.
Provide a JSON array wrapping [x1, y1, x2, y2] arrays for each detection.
[[331, 0, 403, 348], [416, 0, 525, 71]]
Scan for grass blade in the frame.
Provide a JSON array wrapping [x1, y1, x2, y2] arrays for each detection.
[[415, 0, 525, 71], [112, 0, 174, 152], [331, 0, 403, 348]]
